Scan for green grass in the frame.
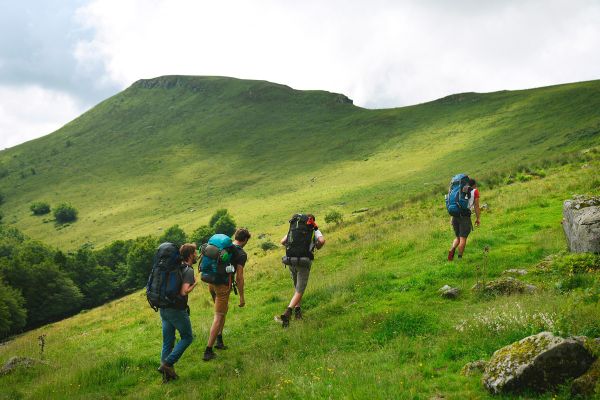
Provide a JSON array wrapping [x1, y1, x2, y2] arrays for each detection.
[[1, 158, 599, 399], [0, 76, 600, 398], [0, 76, 599, 251]]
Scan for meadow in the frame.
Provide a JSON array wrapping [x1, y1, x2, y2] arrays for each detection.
[[0, 76, 598, 251], [0, 154, 598, 399], [0, 76, 599, 399]]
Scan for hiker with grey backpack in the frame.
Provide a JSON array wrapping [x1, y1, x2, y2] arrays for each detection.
[[146, 242, 198, 382], [445, 175, 481, 260], [279, 213, 325, 327]]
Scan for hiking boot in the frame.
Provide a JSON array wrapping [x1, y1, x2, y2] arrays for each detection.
[[203, 347, 217, 361], [294, 307, 303, 320], [280, 307, 292, 328], [157, 362, 178, 382], [448, 248, 455, 261], [280, 313, 290, 328], [215, 335, 228, 350]]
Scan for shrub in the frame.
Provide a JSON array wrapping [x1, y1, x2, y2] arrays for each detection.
[[54, 203, 78, 223], [209, 209, 229, 227], [30, 202, 51, 215], [260, 240, 278, 251], [554, 253, 600, 275], [0, 192, 4, 205], [158, 224, 187, 246], [190, 225, 215, 245], [213, 214, 236, 237], [325, 210, 343, 225]]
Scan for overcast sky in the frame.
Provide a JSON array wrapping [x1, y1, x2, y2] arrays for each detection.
[[1, 0, 599, 150]]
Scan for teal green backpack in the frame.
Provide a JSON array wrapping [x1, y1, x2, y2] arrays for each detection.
[[199, 234, 235, 285]]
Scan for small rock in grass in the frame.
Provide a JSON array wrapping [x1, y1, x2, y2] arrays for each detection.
[[1, 357, 48, 375], [461, 360, 488, 376], [502, 269, 528, 276], [439, 285, 460, 299], [472, 277, 536, 295]]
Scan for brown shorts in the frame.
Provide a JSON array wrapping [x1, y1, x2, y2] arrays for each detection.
[[208, 284, 231, 315]]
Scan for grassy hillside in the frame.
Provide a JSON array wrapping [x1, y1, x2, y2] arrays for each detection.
[[0, 157, 598, 399], [0, 76, 599, 250]]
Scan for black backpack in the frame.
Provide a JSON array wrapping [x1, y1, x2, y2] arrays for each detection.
[[146, 242, 185, 311], [285, 214, 315, 259]]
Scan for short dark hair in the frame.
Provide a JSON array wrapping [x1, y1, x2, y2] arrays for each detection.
[[468, 178, 477, 186], [234, 228, 251, 242], [179, 243, 197, 260]]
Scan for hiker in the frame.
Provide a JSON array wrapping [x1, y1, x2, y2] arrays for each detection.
[[201, 228, 251, 361], [447, 176, 480, 260], [279, 213, 325, 327], [152, 243, 197, 381]]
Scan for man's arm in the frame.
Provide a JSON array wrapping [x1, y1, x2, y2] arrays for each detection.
[[474, 197, 481, 226], [236, 266, 245, 307], [280, 235, 288, 245], [180, 273, 197, 296], [315, 236, 325, 249]]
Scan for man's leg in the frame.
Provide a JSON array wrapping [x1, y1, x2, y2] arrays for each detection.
[[160, 310, 176, 364], [205, 284, 229, 360], [282, 264, 310, 325], [457, 237, 467, 258], [164, 310, 193, 367], [208, 313, 225, 347]]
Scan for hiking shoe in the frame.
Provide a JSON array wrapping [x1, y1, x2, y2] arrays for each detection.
[[157, 362, 178, 382], [280, 313, 290, 328], [294, 307, 303, 320], [203, 347, 217, 362], [215, 337, 228, 350], [448, 248, 455, 261]]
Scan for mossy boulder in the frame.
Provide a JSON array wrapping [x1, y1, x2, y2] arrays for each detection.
[[571, 358, 600, 397], [482, 332, 595, 394], [472, 277, 536, 296]]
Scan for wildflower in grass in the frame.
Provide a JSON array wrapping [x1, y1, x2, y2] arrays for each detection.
[[454, 302, 557, 334]]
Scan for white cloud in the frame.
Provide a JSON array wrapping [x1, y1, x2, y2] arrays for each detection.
[[0, 85, 84, 149]]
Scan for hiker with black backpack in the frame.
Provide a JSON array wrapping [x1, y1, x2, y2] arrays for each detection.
[[146, 242, 197, 382], [200, 228, 251, 361], [278, 213, 325, 327], [446, 175, 481, 260]]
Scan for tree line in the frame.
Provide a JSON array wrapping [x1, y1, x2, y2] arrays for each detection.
[[0, 209, 236, 339]]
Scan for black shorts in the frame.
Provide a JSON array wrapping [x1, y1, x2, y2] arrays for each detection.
[[452, 215, 472, 238]]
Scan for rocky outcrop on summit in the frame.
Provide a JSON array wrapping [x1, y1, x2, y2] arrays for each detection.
[[562, 195, 600, 253], [482, 332, 595, 394]]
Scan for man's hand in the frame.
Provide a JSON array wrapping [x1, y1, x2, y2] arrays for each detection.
[[239, 298, 245, 307], [475, 218, 481, 227]]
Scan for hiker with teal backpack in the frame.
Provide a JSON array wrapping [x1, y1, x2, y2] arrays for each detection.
[[278, 213, 325, 327], [146, 242, 198, 382], [446, 175, 481, 260], [199, 228, 251, 361]]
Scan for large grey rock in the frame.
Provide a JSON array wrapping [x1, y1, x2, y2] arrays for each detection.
[[482, 332, 595, 394], [563, 196, 600, 253]]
